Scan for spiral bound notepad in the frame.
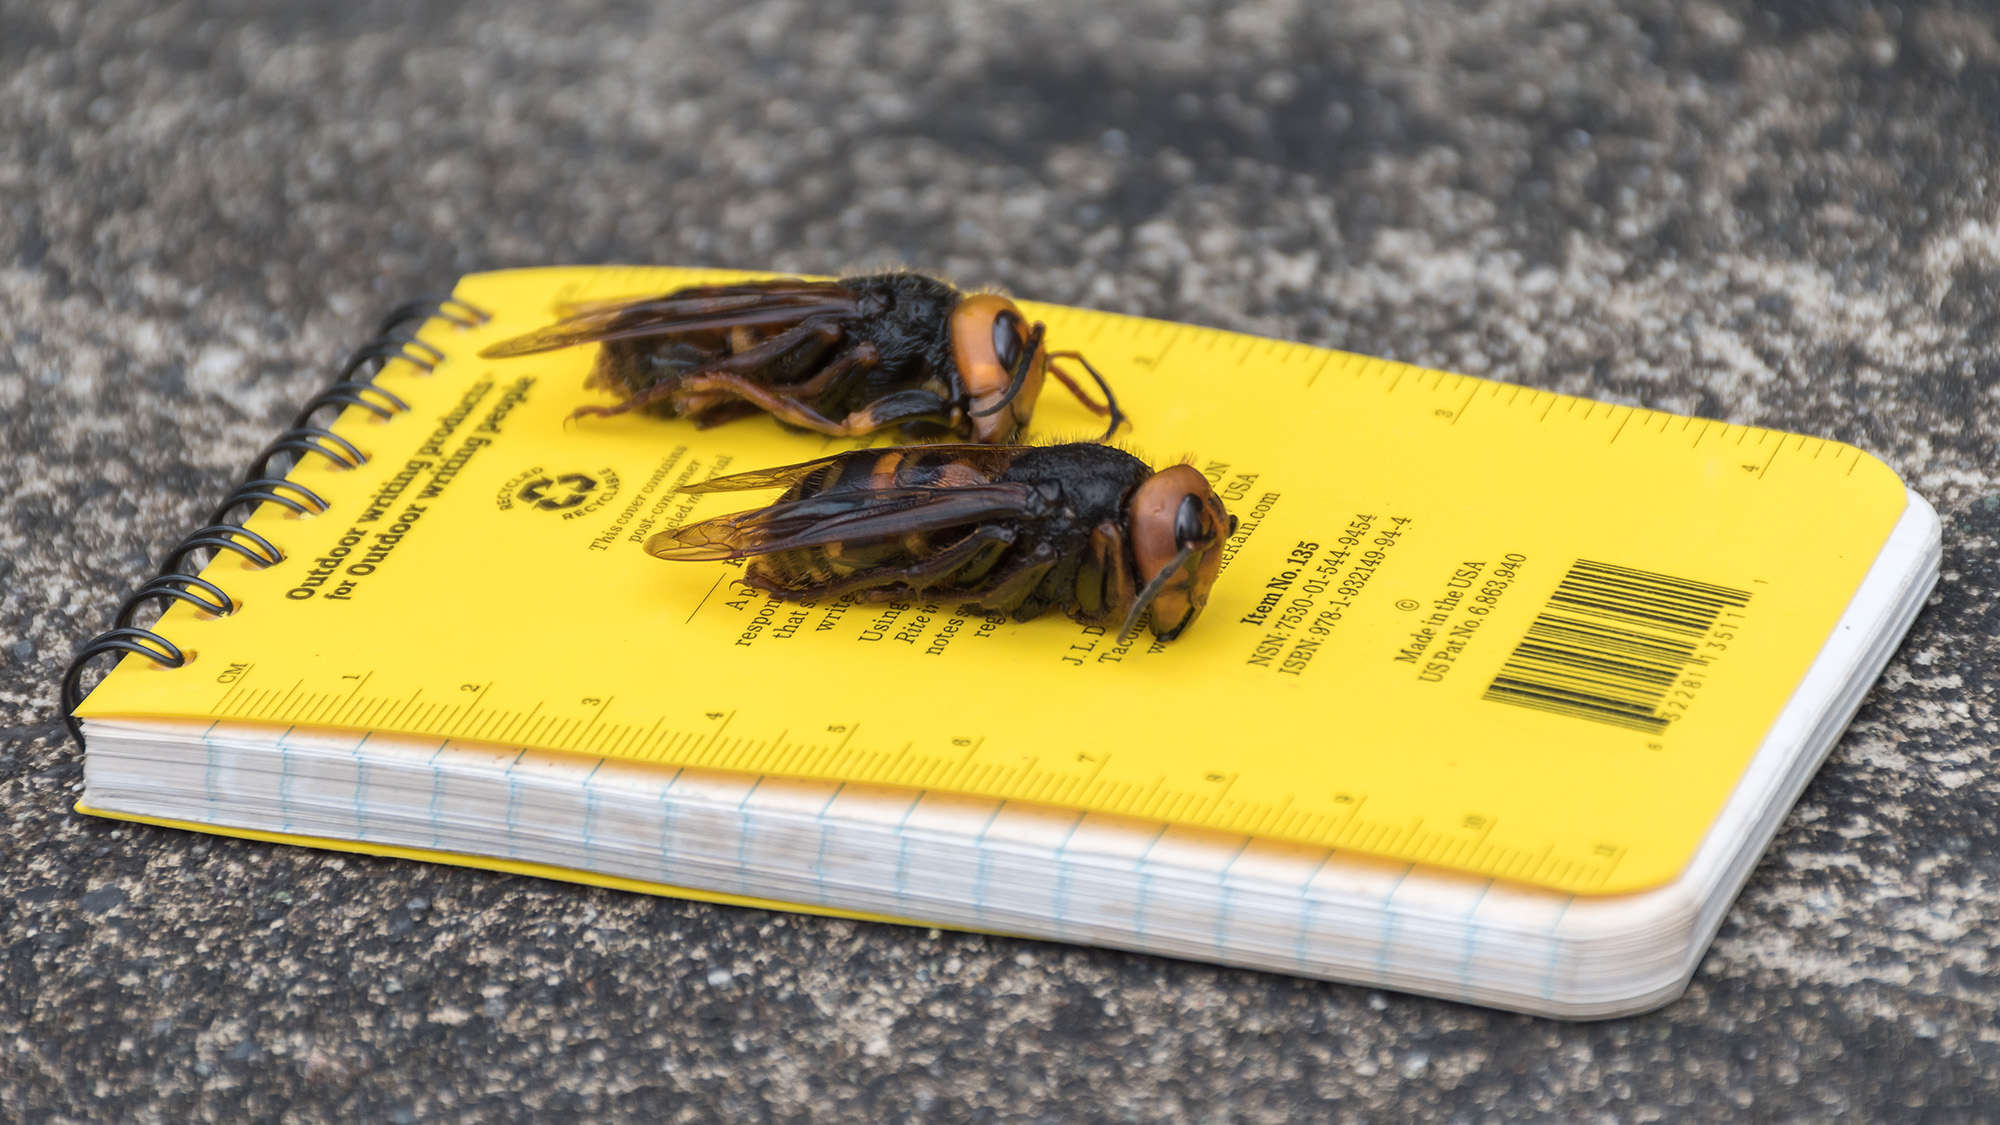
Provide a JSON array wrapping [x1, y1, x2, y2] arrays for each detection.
[[62, 267, 1938, 1017]]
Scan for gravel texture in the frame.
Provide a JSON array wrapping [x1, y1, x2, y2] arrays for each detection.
[[6, 0, 2000, 1120]]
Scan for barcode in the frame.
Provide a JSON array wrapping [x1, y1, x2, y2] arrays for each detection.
[[1483, 560, 1752, 732]]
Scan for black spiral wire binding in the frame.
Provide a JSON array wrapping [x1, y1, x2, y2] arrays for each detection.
[[60, 294, 492, 749]]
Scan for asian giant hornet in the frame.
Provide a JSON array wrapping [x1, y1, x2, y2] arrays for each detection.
[[648, 443, 1236, 643], [480, 274, 1126, 444]]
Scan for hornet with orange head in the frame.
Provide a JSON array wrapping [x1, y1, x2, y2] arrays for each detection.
[[479, 274, 1125, 444], [647, 443, 1235, 643]]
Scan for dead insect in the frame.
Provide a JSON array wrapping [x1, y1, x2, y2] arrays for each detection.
[[479, 274, 1125, 443], [649, 443, 1236, 643]]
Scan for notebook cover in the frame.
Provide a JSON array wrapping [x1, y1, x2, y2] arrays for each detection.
[[73, 266, 1913, 894]]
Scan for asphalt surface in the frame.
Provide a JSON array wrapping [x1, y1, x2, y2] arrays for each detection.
[[7, 1, 2000, 1120]]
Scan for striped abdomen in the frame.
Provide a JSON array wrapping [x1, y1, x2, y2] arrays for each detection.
[[748, 447, 1019, 594]]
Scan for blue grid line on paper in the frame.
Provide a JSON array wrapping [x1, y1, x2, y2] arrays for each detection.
[[275, 726, 298, 834], [969, 803, 1008, 925], [579, 759, 605, 871], [1370, 866, 1415, 986], [1046, 813, 1086, 942], [888, 795, 922, 917], [1292, 852, 1339, 973], [350, 733, 373, 841], [1212, 839, 1254, 956], [1539, 896, 1577, 1004], [735, 779, 765, 896], [1131, 826, 1170, 941], [201, 721, 222, 818], [426, 744, 449, 850], [811, 784, 846, 907], [502, 749, 527, 859], [1454, 881, 1496, 1003], [654, 767, 687, 887]]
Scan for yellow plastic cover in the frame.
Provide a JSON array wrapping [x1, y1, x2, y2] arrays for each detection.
[[76, 266, 1910, 894]]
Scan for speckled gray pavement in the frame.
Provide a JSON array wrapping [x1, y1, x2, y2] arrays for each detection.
[[5, 1, 1999, 1120]]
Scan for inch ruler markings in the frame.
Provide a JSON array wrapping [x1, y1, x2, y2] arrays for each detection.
[[206, 662, 1627, 891]]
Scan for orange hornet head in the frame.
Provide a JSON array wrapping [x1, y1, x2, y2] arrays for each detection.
[[1122, 465, 1238, 642], [949, 294, 1048, 443]]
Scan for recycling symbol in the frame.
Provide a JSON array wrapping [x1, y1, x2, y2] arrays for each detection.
[[517, 473, 598, 511]]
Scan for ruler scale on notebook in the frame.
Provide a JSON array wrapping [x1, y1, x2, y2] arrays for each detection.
[[73, 266, 1911, 896]]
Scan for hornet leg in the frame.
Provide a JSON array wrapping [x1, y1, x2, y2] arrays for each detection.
[[1046, 350, 1129, 439], [1073, 520, 1135, 623], [959, 543, 1060, 616], [572, 320, 845, 421], [680, 377, 949, 439], [673, 340, 882, 426]]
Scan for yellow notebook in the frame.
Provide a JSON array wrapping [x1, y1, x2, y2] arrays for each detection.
[[66, 266, 1938, 1017]]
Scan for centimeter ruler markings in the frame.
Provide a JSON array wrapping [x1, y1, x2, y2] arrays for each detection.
[[1055, 304, 1863, 476], [202, 307, 1854, 892]]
